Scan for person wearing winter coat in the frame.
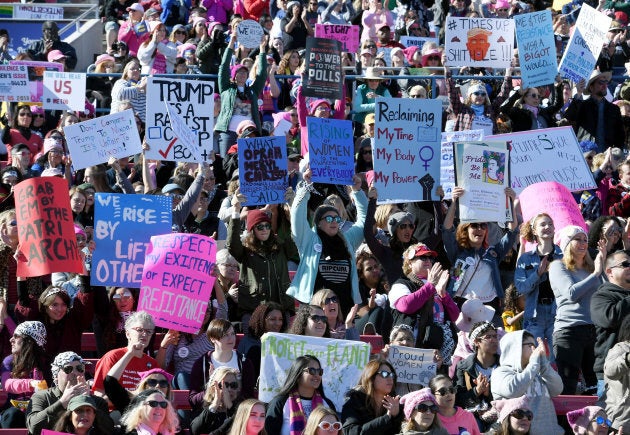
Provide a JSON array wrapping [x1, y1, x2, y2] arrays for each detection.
[[602, 314, 630, 433]]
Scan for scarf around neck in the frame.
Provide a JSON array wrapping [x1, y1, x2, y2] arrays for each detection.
[[288, 389, 324, 435]]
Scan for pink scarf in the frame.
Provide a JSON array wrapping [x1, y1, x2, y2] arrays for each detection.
[[288, 390, 325, 435]]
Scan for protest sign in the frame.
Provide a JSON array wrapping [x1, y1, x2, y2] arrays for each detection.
[[139, 233, 216, 333], [315, 24, 360, 52], [558, 4, 610, 83], [488, 126, 596, 193], [454, 141, 510, 222], [445, 17, 514, 68], [400, 36, 439, 50], [373, 97, 442, 203], [260, 333, 370, 410], [514, 10, 557, 88], [92, 194, 172, 287], [14, 4, 63, 20], [10, 60, 62, 103], [237, 20, 264, 48], [519, 182, 587, 244], [307, 117, 354, 184], [303, 38, 343, 100], [165, 102, 201, 161], [387, 346, 437, 388], [42, 71, 85, 111], [238, 136, 288, 206], [145, 77, 214, 163], [441, 130, 484, 199], [64, 109, 142, 170], [0, 65, 30, 102], [14, 177, 83, 277]]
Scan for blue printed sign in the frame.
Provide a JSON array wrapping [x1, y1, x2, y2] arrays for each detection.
[[92, 194, 173, 287], [514, 10, 557, 88], [307, 117, 354, 185], [238, 136, 288, 206]]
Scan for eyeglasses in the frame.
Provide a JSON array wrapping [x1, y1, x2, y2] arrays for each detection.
[[428, 55, 440, 61], [415, 255, 434, 262], [361, 149, 372, 154], [415, 403, 439, 413], [32, 114, 45, 118], [145, 379, 169, 388], [511, 409, 533, 421], [597, 80, 610, 85], [175, 30, 187, 34], [318, 421, 342, 431], [309, 314, 328, 324], [113, 291, 133, 300], [315, 106, 331, 112], [324, 296, 338, 305], [145, 400, 169, 409], [470, 223, 488, 230], [170, 194, 183, 200], [610, 260, 630, 269], [18, 112, 32, 117], [304, 367, 324, 376], [49, 149, 64, 155], [321, 215, 342, 223], [255, 223, 271, 231], [289, 157, 300, 163], [497, 7, 508, 11], [593, 416, 612, 426], [62, 364, 85, 374], [472, 91, 487, 97], [434, 386, 456, 396], [376, 370, 395, 378], [131, 326, 154, 335], [218, 381, 239, 390], [398, 223, 415, 230]]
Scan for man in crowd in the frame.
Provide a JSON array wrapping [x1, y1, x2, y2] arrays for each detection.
[[26, 21, 78, 70]]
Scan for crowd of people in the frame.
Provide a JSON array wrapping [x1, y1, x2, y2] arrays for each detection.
[[1, 0, 630, 433]]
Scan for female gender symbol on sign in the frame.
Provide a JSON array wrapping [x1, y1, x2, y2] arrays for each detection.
[[418, 146, 434, 170]]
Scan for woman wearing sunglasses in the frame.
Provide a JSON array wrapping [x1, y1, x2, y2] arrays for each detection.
[[265, 355, 336, 434], [442, 186, 519, 317], [52, 395, 110, 435], [289, 168, 367, 317], [587, 216, 629, 258], [398, 388, 448, 435], [120, 389, 179, 435], [303, 406, 342, 435], [500, 83, 564, 132], [103, 366, 173, 413], [567, 406, 618, 435], [288, 304, 331, 338], [311, 288, 359, 340], [492, 396, 533, 435], [2, 104, 43, 164], [342, 358, 403, 435], [429, 374, 480, 435], [93, 287, 138, 356], [191, 367, 242, 435]]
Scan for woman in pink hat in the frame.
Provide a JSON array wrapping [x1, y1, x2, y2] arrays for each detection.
[[86, 54, 116, 109], [566, 406, 615, 435], [399, 388, 448, 434], [492, 396, 532, 435], [138, 21, 177, 74]]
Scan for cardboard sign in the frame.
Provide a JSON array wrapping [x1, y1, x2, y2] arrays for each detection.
[[514, 10, 557, 88], [42, 71, 85, 111], [91, 194, 173, 288], [303, 38, 343, 100], [441, 130, 485, 199], [259, 333, 370, 411], [139, 233, 216, 333], [14, 178, 83, 277], [165, 102, 201, 161], [445, 17, 515, 68], [64, 109, 143, 170], [315, 24, 360, 52], [237, 20, 264, 48], [488, 126, 596, 193], [0, 65, 30, 102], [454, 141, 510, 222], [238, 136, 288, 206], [14, 4, 63, 20], [387, 345, 437, 387], [10, 61, 63, 103], [558, 4, 611, 83], [519, 182, 587, 243], [145, 77, 215, 163], [307, 117, 354, 184], [373, 97, 442, 203], [400, 36, 439, 50]]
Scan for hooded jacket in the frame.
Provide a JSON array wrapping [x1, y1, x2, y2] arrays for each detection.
[[490, 330, 564, 435], [603, 340, 630, 432]]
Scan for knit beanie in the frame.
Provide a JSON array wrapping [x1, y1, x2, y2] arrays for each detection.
[[492, 396, 530, 423], [387, 211, 414, 236], [566, 406, 606, 435], [558, 225, 587, 253], [401, 388, 438, 420], [313, 205, 339, 226], [247, 209, 271, 231]]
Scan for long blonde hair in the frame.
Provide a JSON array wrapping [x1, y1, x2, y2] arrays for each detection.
[[228, 399, 267, 435]]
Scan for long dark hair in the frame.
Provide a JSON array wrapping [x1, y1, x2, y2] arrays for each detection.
[[288, 305, 330, 337], [243, 230, 281, 255], [277, 355, 327, 398], [11, 335, 46, 379], [53, 407, 109, 435], [354, 358, 397, 415], [248, 302, 286, 338]]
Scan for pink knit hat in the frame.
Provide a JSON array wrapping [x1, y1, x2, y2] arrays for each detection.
[[308, 99, 331, 116], [401, 388, 438, 420], [492, 396, 530, 423], [139, 368, 174, 383], [566, 406, 606, 435], [231, 64, 249, 79]]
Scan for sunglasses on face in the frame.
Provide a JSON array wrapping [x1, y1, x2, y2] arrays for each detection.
[[309, 314, 328, 324], [218, 381, 239, 390], [321, 215, 342, 223], [415, 403, 438, 413], [18, 112, 32, 117], [62, 364, 85, 374], [175, 30, 187, 34], [304, 367, 324, 376], [324, 296, 338, 305], [146, 400, 169, 409], [434, 386, 456, 395], [376, 370, 395, 378], [472, 91, 487, 97], [511, 409, 533, 421], [255, 223, 271, 231], [113, 292, 133, 300], [470, 223, 488, 230], [318, 421, 342, 431], [610, 260, 630, 269], [145, 379, 169, 388], [593, 416, 612, 426]]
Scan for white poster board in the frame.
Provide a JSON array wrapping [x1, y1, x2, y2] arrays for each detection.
[[165, 101, 201, 161], [237, 20, 264, 48], [259, 333, 370, 411], [42, 71, 85, 111], [0, 65, 30, 102], [400, 36, 439, 50], [441, 130, 484, 200], [445, 17, 515, 68], [387, 345, 437, 388], [14, 4, 63, 20], [64, 109, 142, 170]]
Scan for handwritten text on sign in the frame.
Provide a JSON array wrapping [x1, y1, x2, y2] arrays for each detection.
[[260, 333, 370, 411], [514, 10, 557, 88], [0, 65, 30, 103], [373, 97, 442, 203], [308, 117, 354, 184], [314, 24, 360, 53], [445, 17, 514, 68], [92, 194, 172, 287], [238, 136, 288, 206], [139, 233, 216, 334], [145, 78, 214, 163], [387, 346, 437, 387], [64, 109, 143, 170], [15, 177, 83, 277]]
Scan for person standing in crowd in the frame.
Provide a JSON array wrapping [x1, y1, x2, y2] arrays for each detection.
[[26, 21, 77, 70]]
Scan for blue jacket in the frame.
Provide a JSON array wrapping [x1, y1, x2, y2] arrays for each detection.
[[287, 182, 367, 304], [514, 246, 562, 321]]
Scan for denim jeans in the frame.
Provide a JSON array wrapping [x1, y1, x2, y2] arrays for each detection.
[[524, 303, 556, 364], [217, 130, 237, 158], [553, 324, 597, 394]]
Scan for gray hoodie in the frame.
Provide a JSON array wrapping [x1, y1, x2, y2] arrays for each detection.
[[490, 330, 564, 435]]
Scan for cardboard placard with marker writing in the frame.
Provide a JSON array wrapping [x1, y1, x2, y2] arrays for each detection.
[[445, 17, 515, 68]]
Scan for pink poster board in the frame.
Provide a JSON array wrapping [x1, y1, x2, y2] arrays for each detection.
[[138, 233, 216, 333], [314, 24, 359, 53]]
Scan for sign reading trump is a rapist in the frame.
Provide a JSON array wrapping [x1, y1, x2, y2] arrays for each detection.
[[139, 233, 216, 334]]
